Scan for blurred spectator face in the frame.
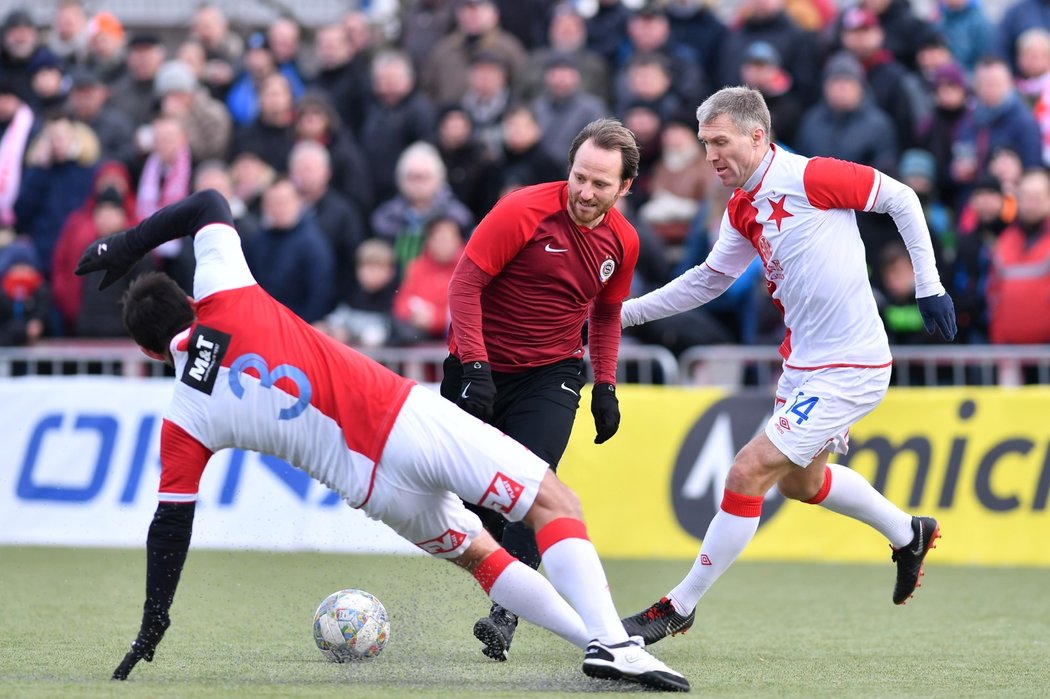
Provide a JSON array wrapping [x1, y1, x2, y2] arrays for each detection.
[[176, 41, 207, 79], [841, 25, 883, 59], [860, 0, 890, 13], [88, 14, 124, 62], [315, 24, 352, 69], [917, 43, 953, 79], [4, 20, 38, 60], [398, 153, 442, 206], [0, 92, 22, 120], [627, 14, 670, 52], [356, 243, 395, 293], [544, 64, 580, 99], [548, 11, 585, 51], [372, 54, 413, 106], [262, 180, 302, 228], [31, 66, 64, 99], [93, 200, 127, 235], [1017, 31, 1050, 80], [502, 109, 542, 152], [741, 60, 777, 90], [69, 82, 107, 119], [1016, 170, 1050, 227], [628, 60, 671, 100], [624, 106, 662, 144], [191, 5, 228, 50], [438, 109, 472, 150], [880, 251, 915, 298], [825, 76, 864, 112], [935, 81, 966, 110], [971, 189, 1003, 223], [54, 1, 86, 42], [661, 120, 699, 154], [295, 103, 330, 140], [289, 144, 330, 198], [988, 149, 1023, 191], [467, 61, 506, 100], [258, 74, 294, 124], [745, 0, 786, 20], [152, 117, 187, 163], [425, 218, 463, 265], [244, 44, 276, 80], [43, 118, 76, 161], [267, 17, 300, 65], [456, 0, 499, 37], [194, 164, 234, 199], [231, 152, 275, 201], [973, 61, 1013, 108], [342, 10, 372, 53], [127, 42, 165, 81]]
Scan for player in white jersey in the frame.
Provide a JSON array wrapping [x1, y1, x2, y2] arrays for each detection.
[[75, 190, 689, 692], [619, 87, 958, 645]]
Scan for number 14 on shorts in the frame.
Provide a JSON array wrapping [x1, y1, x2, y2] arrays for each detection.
[[788, 393, 819, 424]]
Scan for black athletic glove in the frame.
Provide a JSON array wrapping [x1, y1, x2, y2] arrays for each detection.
[[917, 292, 957, 341], [457, 360, 497, 422], [591, 382, 620, 444], [75, 231, 146, 291], [112, 610, 170, 680]]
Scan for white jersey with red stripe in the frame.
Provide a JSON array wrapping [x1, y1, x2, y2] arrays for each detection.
[[157, 223, 414, 508], [623, 144, 944, 370]]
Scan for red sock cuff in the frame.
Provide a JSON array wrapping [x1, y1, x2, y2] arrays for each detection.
[[804, 467, 833, 505], [536, 517, 589, 556], [720, 489, 763, 517], [473, 548, 515, 595]]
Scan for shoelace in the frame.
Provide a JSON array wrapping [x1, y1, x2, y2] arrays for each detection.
[[642, 599, 674, 621]]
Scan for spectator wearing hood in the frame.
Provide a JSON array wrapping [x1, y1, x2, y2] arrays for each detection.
[[0, 230, 49, 345]]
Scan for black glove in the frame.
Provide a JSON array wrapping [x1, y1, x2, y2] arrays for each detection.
[[457, 360, 497, 422], [112, 610, 170, 680], [75, 231, 146, 291], [917, 292, 957, 341], [590, 382, 620, 444]]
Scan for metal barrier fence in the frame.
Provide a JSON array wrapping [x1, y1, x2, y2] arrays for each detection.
[[3, 341, 1049, 386], [0, 341, 681, 385]]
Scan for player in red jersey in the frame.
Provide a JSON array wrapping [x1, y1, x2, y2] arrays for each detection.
[[440, 118, 640, 660], [76, 190, 688, 691]]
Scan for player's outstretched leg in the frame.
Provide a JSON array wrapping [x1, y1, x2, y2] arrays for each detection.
[[890, 516, 940, 604], [472, 603, 517, 662], [621, 597, 696, 645]]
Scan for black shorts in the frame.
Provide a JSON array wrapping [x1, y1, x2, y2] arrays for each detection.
[[440, 355, 585, 470]]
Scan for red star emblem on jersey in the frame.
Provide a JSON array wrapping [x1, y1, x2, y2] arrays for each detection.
[[767, 194, 794, 231]]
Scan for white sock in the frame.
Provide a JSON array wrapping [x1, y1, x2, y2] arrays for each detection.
[[808, 463, 914, 547], [537, 518, 629, 645], [474, 549, 588, 648], [668, 489, 762, 614]]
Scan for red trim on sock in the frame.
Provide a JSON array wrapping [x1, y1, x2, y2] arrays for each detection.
[[804, 467, 833, 504], [535, 517, 589, 555], [720, 489, 763, 517], [473, 548, 515, 595]]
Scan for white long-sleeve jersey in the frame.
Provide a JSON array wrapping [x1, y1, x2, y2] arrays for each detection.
[[622, 145, 944, 369]]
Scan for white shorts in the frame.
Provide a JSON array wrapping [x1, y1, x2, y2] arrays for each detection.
[[766, 365, 891, 467], [364, 385, 549, 559]]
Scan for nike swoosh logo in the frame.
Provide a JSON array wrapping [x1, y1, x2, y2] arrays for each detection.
[[544, 243, 568, 253], [460, 381, 471, 400], [911, 520, 925, 556], [560, 382, 578, 397]]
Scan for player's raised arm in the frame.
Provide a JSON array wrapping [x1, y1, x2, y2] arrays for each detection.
[[75, 189, 234, 290]]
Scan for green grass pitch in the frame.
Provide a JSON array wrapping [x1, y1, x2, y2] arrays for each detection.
[[1, 547, 1047, 698]]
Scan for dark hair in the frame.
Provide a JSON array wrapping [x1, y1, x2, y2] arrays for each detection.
[[567, 118, 640, 182], [121, 271, 195, 356]]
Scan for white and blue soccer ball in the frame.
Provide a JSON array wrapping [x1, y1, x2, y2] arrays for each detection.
[[312, 589, 390, 662]]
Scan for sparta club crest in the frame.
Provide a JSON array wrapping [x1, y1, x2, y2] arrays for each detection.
[[598, 257, 616, 284]]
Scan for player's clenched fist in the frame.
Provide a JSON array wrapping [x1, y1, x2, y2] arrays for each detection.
[[457, 361, 497, 422]]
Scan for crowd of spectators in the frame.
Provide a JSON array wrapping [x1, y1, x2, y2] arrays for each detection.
[[1, 0, 1049, 357]]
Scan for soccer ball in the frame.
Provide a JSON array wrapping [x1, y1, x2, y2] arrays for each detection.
[[312, 589, 390, 662]]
